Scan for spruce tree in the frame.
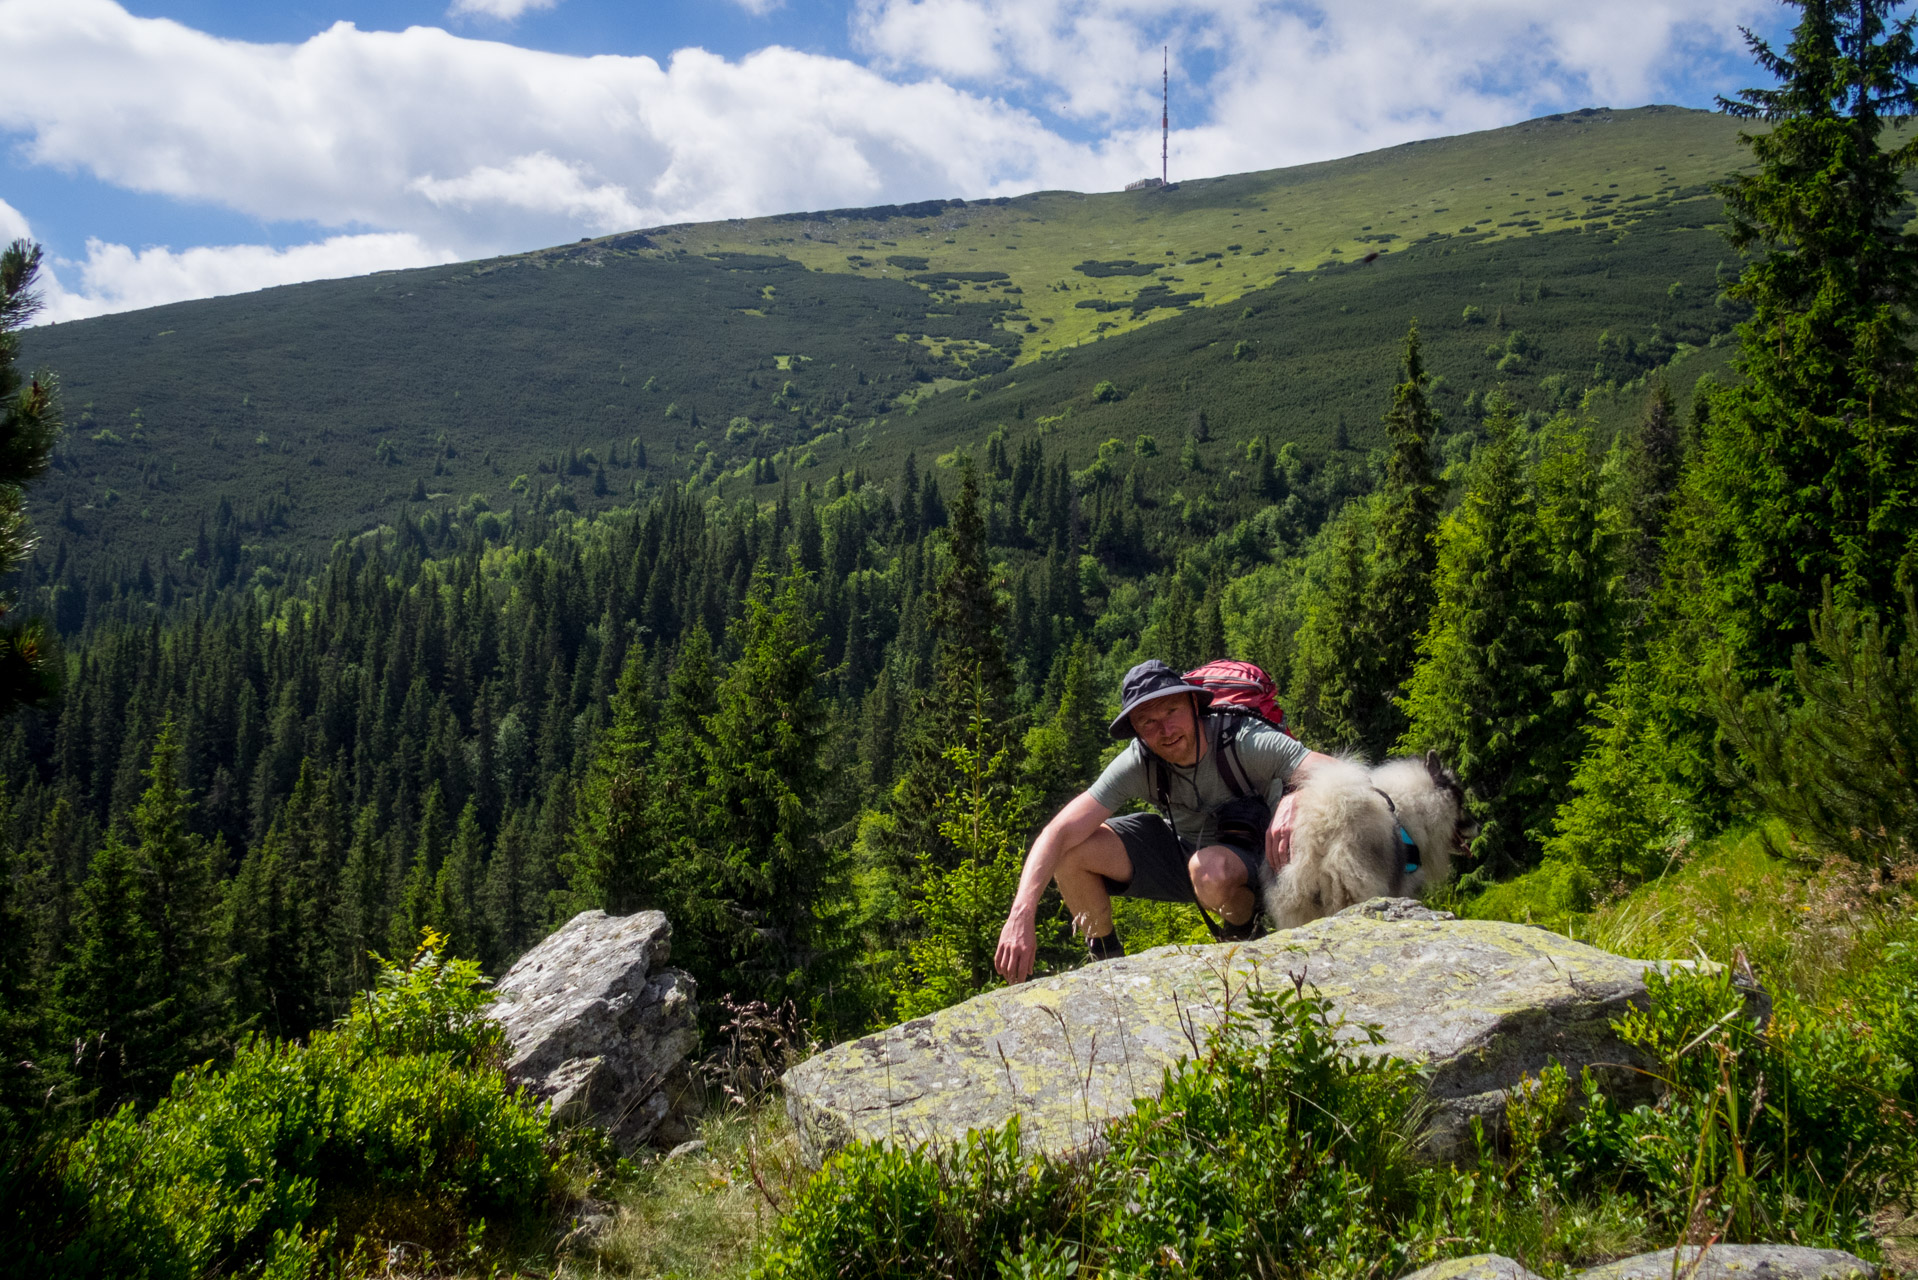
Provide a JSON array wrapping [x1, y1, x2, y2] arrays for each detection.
[[1398, 395, 1560, 876], [480, 807, 536, 970], [894, 710, 1032, 1019], [686, 567, 835, 1003], [334, 805, 388, 993], [222, 760, 342, 1037], [0, 786, 44, 1136], [1020, 638, 1107, 813], [57, 835, 171, 1114], [1358, 321, 1445, 756], [1287, 500, 1376, 751], [129, 720, 222, 1066], [0, 241, 61, 718], [393, 783, 449, 955], [1149, 572, 1200, 674], [888, 459, 1017, 874], [1618, 378, 1682, 611], [434, 802, 486, 959], [1551, 2, 1918, 883], [1532, 413, 1619, 794], [564, 643, 659, 915], [1707, 0, 1918, 671]]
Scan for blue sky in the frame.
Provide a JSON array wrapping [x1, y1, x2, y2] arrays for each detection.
[[0, 0, 1794, 321]]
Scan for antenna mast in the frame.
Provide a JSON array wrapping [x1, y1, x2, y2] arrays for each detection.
[[1161, 46, 1169, 187]]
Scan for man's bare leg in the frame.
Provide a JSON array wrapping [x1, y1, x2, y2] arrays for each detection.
[[1053, 823, 1133, 941], [1188, 845, 1256, 925]]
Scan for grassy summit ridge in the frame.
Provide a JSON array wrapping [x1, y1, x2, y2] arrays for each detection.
[[20, 106, 1748, 577], [668, 105, 1745, 357]]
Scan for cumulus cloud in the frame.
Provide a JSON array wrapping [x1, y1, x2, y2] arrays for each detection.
[[37, 233, 456, 324], [446, 0, 558, 19], [0, 198, 31, 245], [0, 0, 1088, 260], [855, 0, 1773, 174], [412, 153, 646, 232]]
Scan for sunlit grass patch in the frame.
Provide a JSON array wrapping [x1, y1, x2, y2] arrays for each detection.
[[576, 1107, 804, 1280]]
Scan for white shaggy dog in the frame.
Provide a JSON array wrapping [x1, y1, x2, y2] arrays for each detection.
[[1261, 751, 1475, 930]]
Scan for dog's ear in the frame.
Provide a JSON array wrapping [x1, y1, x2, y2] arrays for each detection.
[[1424, 750, 1465, 802]]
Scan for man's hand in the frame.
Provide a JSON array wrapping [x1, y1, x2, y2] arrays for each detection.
[[994, 909, 1037, 985], [1266, 751, 1337, 872], [1266, 790, 1298, 872]]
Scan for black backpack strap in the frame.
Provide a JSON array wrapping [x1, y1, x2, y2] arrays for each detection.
[[1147, 742, 1172, 819], [1214, 714, 1254, 800]]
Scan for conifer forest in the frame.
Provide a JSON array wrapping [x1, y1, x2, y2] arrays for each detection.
[[4, 3, 1918, 1276]]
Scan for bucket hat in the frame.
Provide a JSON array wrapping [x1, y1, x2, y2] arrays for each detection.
[[1109, 658, 1213, 740]]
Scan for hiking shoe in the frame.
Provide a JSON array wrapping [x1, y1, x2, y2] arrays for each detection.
[[1209, 913, 1264, 943]]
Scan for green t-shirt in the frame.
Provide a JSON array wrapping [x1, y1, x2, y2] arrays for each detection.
[[1088, 715, 1308, 848]]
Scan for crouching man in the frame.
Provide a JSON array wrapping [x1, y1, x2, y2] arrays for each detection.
[[993, 659, 1338, 984]]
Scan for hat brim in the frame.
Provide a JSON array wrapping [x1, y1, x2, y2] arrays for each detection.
[[1109, 685, 1213, 740]]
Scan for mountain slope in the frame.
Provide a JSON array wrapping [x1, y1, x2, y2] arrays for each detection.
[[19, 106, 1749, 582]]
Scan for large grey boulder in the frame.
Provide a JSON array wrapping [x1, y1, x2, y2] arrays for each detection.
[[1577, 1246, 1876, 1280], [783, 899, 1766, 1166], [1399, 1257, 1547, 1280], [1399, 1249, 1874, 1280], [492, 909, 700, 1150]]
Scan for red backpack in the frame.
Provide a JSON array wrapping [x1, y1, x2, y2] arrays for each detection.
[[1183, 660, 1289, 735]]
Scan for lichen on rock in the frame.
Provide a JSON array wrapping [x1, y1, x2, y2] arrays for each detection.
[[783, 898, 1767, 1165]]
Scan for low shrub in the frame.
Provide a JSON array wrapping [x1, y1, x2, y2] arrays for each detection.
[[1504, 958, 1916, 1258], [1095, 978, 1430, 1279], [755, 979, 1434, 1280], [19, 932, 578, 1278]]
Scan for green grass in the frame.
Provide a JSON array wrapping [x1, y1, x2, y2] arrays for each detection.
[[574, 1107, 802, 1280], [1459, 822, 1907, 1007], [676, 106, 1751, 360]]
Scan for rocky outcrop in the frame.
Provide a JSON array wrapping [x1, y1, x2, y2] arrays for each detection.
[[492, 909, 700, 1150], [783, 898, 1766, 1166], [1398, 1258, 1547, 1280], [1577, 1246, 1876, 1280], [1401, 1247, 1874, 1280]]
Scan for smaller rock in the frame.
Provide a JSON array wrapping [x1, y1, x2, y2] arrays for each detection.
[[1577, 1245, 1876, 1280], [1399, 1256, 1547, 1280], [666, 1139, 708, 1161], [1337, 896, 1457, 923], [492, 909, 700, 1151]]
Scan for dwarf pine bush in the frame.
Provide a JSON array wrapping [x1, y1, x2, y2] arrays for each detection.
[[19, 932, 564, 1278]]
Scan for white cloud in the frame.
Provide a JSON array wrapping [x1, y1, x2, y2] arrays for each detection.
[[728, 0, 786, 14], [446, 0, 558, 20], [855, 0, 1774, 173], [38, 233, 457, 324], [412, 152, 645, 233], [0, 0, 1086, 261], [0, 198, 31, 245]]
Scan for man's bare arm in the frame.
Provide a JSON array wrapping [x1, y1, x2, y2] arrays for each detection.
[[1265, 750, 1341, 870], [993, 791, 1114, 984]]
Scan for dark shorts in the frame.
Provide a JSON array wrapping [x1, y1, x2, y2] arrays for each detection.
[[1102, 812, 1264, 904]]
